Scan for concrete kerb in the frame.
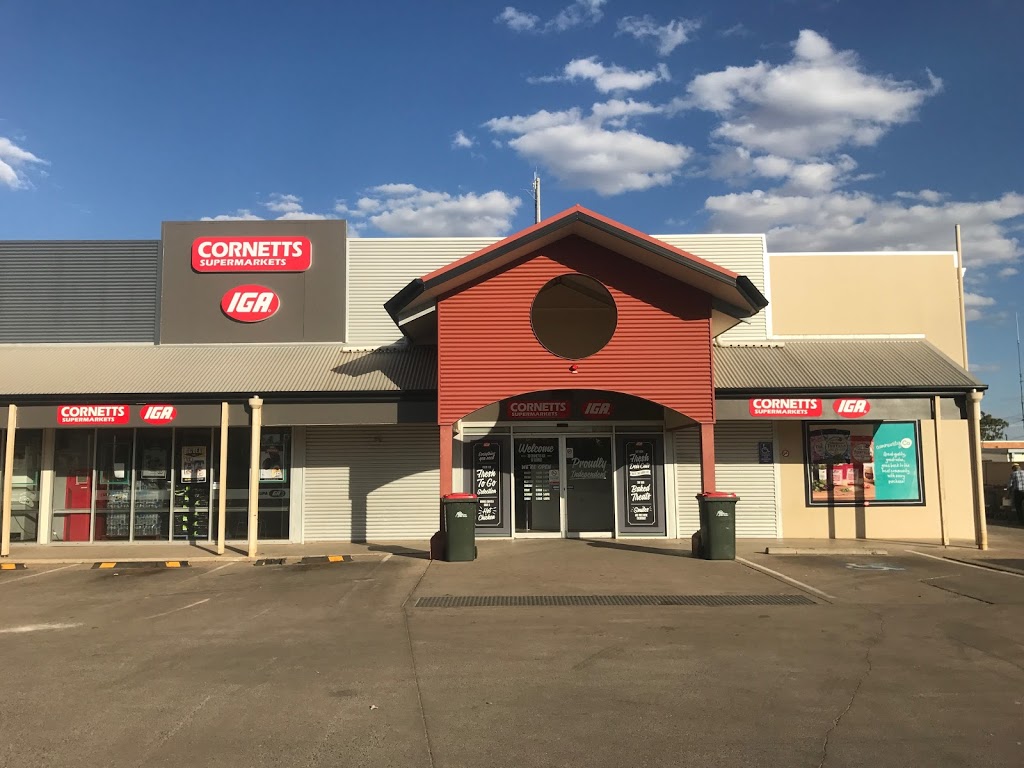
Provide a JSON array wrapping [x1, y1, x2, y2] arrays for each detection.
[[4, 553, 391, 566], [765, 547, 890, 556]]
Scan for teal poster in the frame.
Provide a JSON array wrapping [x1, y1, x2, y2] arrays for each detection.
[[872, 423, 921, 502]]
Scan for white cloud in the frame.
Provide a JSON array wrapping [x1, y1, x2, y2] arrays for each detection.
[[896, 189, 946, 203], [0, 136, 47, 190], [711, 146, 858, 194], [263, 193, 304, 214], [998, 266, 1019, 278], [496, 1, 605, 33], [680, 30, 942, 158], [486, 101, 690, 195], [200, 209, 264, 221], [965, 308, 986, 323], [704, 189, 1024, 266], [204, 194, 333, 221], [720, 23, 751, 38], [969, 362, 1001, 373], [533, 57, 670, 93], [617, 15, 701, 56], [452, 130, 474, 149], [964, 292, 996, 307], [495, 6, 539, 31], [336, 183, 521, 236]]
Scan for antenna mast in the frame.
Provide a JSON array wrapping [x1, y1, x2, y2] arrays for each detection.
[[1017, 312, 1024, 431], [532, 173, 541, 224]]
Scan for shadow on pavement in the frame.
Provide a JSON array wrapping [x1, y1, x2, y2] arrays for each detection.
[[586, 540, 695, 558], [368, 544, 430, 560]]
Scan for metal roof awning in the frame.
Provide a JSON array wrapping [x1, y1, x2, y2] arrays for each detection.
[[713, 339, 983, 394], [0, 344, 437, 398]]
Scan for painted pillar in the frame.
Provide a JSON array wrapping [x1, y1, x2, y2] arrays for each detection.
[[932, 396, 949, 546], [699, 421, 716, 493], [217, 402, 229, 556], [1, 405, 17, 557], [967, 390, 988, 550], [247, 396, 263, 559]]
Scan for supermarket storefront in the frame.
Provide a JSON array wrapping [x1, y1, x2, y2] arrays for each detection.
[[0, 206, 988, 552]]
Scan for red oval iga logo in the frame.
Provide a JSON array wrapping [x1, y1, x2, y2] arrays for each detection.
[[833, 399, 871, 418], [221, 285, 280, 323], [140, 405, 177, 425]]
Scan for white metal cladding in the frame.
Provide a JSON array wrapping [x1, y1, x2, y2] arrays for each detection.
[[0, 241, 160, 342], [303, 425, 440, 541], [653, 235, 767, 343], [673, 428, 702, 539], [715, 421, 778, 537], [348, 237, 500, 344]]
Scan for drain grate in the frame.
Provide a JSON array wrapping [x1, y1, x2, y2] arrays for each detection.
[[415, 594, 815, 608]]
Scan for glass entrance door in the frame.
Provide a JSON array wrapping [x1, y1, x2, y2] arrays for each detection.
[[565, 437, 614, 533], [513, 437, 561, 533]]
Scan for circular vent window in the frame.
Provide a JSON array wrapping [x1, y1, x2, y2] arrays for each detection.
[[530, 273, 617, 359]]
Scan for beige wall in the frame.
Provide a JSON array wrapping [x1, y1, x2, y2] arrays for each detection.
[[768, 253, 965, 366], [776, 419, 976, 541]]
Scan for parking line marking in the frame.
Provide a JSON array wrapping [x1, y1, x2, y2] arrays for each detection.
[[205, 562, 235, 575], [0, 622, 83, 635], [736, 557, 836, 602], [0, 564, 79, 585], [906, 549, 1024, 578], [145, 598, 211, 620]]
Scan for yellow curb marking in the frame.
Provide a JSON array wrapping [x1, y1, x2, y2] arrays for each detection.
[[98, 562, 116, 569], [327, 555, 346, 563], [1, 563, 18, 570], [165, 561, 181, 568]]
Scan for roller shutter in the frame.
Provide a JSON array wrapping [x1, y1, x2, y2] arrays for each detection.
[[673, 428, 702, 539], [304, 425, 440, 541], [715, 421, 778, 537]]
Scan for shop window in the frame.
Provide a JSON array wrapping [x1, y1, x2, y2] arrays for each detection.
[[174, 429, 213, 541], [52, 430, 95, 542], [531, 274, 616, 359], [215, 427, 290, 540], [805, 422, 924, 506], [95, 429, 136, 540], [133, 429, 172, 540], [1, 430, 43, 543]]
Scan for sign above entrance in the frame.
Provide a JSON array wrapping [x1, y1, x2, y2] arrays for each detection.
[[833, 399, 872, 418], [57, 405, 130, 425], [140, 405, 177, 425], [505, 399, 571, 420], [221, 285, 281, 323], [192, 236, 312, 273], [748, 398, 823, 418]]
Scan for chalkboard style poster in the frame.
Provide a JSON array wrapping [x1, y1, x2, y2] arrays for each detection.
[[472, 441, 502, 527], [625, 440, 657, 527]]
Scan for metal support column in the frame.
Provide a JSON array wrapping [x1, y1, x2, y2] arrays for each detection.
[[217, 402, 229, 555], [1, 405, 18, 557], [967, 390, 988, 550], [247, 396, 263, 559]]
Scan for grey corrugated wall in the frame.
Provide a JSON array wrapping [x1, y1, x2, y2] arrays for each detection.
[[0, 241, 159, 342]]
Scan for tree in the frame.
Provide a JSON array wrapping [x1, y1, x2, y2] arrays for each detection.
[[980, 412, 1009, 441]]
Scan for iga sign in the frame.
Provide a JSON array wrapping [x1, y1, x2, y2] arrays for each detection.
[[749, 398, 823, 418], [581, 400, 613, 419], [221, 285, 280, 323], [140, 405, 177, 425], [58, 405, 129, 425], [192, 236, 312, 273], [833, 399, 871, 418], [505, 399, 570, 420]]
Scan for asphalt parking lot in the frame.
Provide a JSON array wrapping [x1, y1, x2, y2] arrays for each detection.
[[2, 542, 1023, 768]]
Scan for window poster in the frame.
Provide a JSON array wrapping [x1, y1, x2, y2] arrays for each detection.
[[141, 446, 168, 479], [624, 440, 657, 527], [181, 446, 208, 483], [805, 422, 923, 506], [259, 433, 286, 482], [472, 441, 502, 527]]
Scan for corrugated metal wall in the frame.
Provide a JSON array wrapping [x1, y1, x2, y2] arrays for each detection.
[[672, 422, 779, 539], [348, 237, 499, 344], [437, 238, 714, 424], [673, 428, 702, 538], [715, 421, 779, 537], [0, 241, 159, 342], [654, 234, 767, 342], [303, 425, 440, 541]]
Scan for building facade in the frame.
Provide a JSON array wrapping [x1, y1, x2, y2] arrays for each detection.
[[0, 207, 987, 552]]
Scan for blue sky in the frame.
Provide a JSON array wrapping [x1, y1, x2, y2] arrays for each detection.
[[2, 0, 1023, 430]]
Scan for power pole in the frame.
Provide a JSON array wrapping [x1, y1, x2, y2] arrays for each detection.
[[1017, 312, 1024, 431]]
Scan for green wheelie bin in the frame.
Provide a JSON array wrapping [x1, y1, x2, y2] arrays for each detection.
[[696, 492, 739, 560], [442, 493, 478, 562]]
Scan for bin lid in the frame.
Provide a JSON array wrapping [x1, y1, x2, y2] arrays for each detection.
[[698, 491, 738, 498], [442, 493, 478, 501]]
